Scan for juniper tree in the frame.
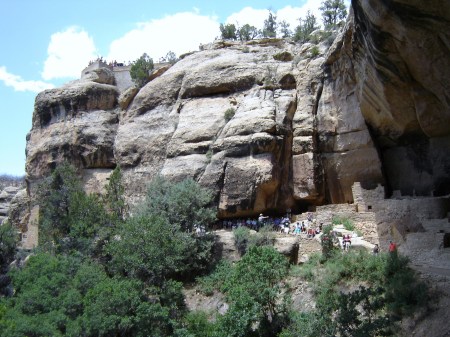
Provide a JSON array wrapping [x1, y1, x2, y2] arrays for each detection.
[[319, 0, 348, 29]]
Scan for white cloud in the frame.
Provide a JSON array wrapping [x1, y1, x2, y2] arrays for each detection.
[[226, 7, 269, 29], [0, 66, 54, 93], [107, 11, 220, 63], [42, 26, 97, 80]]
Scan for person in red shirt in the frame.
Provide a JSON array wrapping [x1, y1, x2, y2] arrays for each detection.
[[389, 241, 397, 253]]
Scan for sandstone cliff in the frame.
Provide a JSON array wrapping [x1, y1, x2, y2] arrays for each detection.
[[24, 0, 450, 221]]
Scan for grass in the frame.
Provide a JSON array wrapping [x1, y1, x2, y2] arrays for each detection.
[[332, 216, 355, 231]]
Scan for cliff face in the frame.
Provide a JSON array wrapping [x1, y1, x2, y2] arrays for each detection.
[[325, 0, 450, 199], [25, 0, 450, 218]]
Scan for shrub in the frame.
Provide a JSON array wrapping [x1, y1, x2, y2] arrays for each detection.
[[37, 163, 108, 255], [138, 176, 216, 232], [233, 226, 250, 256], [0, 222, 17, 272], [343, 218, 355, 231], [332, 216, 355, 231], [221, 246, 289, 336], [224, 108, 235, 122], [249, 225, 275, 247], [106, 215, 194, 285], [289, 251, 429, 336], [310, 46, 320, 58], [197, 260, 232, 296], [321, 231, 337, 261]]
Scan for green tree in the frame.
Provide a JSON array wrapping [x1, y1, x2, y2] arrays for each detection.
[[38, 163, 108, 255], [2, 253, 176, 337], [159, 51, 178, 65], [38, 163, 84, 245], [237, 24, 259, 41], [3, 253, 82, 336], [319, 0, 348, 29], [82, 277, 172, 337], [294, 11, 320, 43], [219, 23, 237, 40], [262, 10, 278, 38], [336, 286, 391, 337], [104, 165, 127, 224], [106, 215, 194, 285], [138, 176, 216, 232], [279, 20, 292, 38], [221, 246, 290, 336], [130, 53, 154, 87], [0, 222, 16, 272]]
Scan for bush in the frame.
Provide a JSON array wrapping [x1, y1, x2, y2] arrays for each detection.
[[224, 108, 235, 122], [332, 216, 355, 231], [37, 163, 109, 255], [310, 46, 320, 58], [106, 215, 194, 285], [0, 222, 17, 272], [138, 176, 216, 232], [130, 53, 154, 87], [197, 260, 232, 296], [288, 250, 429, 336], [233, 226, 250, 256], [221, 246, 289, 336], [249, 225, 275, 247], [3, 253, 177, 337]]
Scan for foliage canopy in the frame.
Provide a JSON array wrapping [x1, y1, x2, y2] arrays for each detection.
[[130, 53, 154, 87]]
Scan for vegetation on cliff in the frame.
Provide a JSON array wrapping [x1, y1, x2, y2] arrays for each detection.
[[130, 53, 155, 87], [219, 0, 347, 43], [0, 162, 430, 336], [0, 164, 216, 336]]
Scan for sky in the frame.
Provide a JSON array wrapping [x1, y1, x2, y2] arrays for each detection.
[[0, 0, 349, 176]]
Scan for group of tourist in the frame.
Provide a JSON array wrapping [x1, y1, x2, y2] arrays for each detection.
[[216, 214, 291, 231], [87, 57, 127, 68], [213, 212, 398, 255], [215, 212, 323, 239]]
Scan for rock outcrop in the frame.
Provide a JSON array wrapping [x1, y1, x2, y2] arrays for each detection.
[[324, 0, 450, 199], [23, 0, 450, 227], [0, 186, 20, 224]]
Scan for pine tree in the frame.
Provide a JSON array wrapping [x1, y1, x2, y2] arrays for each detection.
[[262, 10, 278, 38], [319, 0, 348, 29], [130, 53, 154, 87], [104, 165, 127, 224]]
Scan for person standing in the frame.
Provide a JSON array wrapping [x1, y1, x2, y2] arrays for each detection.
[[373, 244, 379, 256], [389, 241, 397, 253]]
